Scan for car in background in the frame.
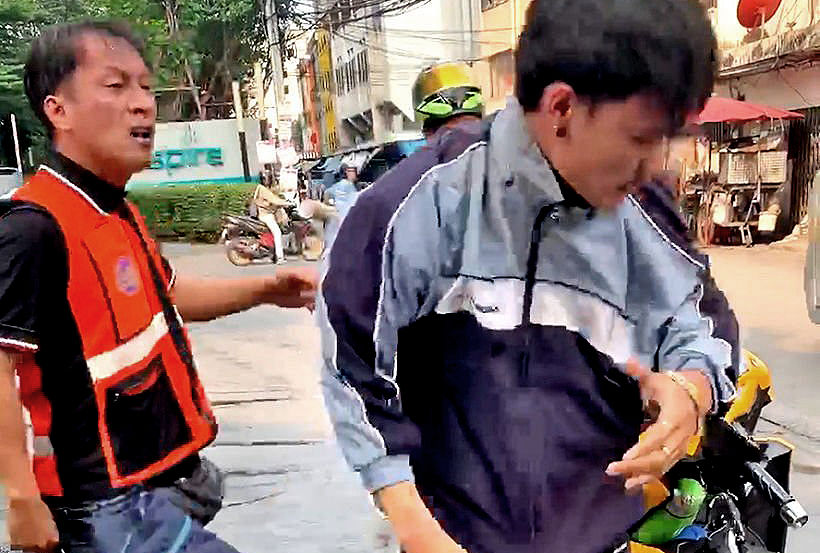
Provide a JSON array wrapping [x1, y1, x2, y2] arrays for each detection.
[[0, 167, 23, 199], [303, 136, 426, 200], [356, 138, 426, 187], [806, 171, 819, 324]]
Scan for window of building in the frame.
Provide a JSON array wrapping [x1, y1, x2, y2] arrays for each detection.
[[352, 56, 359, 88]]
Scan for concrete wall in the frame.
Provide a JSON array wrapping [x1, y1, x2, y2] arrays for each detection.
[[715, 64, 820, 110], [127, 119, 262, 189]]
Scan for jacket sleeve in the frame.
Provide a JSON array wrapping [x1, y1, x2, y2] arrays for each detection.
[[633, 183, 740, 407], [317, 173, 441, 493], [657, 281, 736, 411]]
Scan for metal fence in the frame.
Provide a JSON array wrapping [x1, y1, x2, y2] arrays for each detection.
[[789, 106, 820, 226]]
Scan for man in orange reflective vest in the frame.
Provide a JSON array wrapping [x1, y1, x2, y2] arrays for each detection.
[[0, 22, 316, 552]]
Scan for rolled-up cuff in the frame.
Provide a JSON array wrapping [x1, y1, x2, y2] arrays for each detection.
[[360, 454, 414, 494], [674, 358, 736, 414]]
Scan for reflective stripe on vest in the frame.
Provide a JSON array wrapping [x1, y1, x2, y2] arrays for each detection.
[[86, 311, 168, 381], [32, 435, 55, 457]]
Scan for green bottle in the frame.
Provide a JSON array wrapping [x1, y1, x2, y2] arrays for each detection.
[[632, 478, 707, 545]]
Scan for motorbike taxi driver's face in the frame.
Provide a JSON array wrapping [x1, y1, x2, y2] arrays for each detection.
[[46, 32, 156, 187]]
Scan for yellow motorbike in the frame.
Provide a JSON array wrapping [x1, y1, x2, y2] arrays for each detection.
[[631, 351, 808, 553]]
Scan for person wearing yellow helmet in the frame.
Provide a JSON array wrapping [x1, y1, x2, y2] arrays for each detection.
[[412, 61, 485, 140]]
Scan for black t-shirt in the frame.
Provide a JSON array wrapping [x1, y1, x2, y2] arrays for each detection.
[[0, 153, 186, 500]]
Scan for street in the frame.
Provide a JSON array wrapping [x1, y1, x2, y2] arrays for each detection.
[[707, 240, 820, 553], [162, 244, 397, 553], [1, 241, 818, 552]]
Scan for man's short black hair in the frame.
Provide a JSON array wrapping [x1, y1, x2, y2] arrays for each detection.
[[516, 0, 716, 130], [24, 21, 146, 136]]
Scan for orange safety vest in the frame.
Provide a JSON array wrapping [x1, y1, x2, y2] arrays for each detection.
[[14, 167, 216, 495]]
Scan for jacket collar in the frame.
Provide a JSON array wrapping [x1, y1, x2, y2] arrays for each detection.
[[489, 98, 591, 211]]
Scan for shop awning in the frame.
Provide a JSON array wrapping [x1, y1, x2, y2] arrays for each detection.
[[693, 96, 804, 124]]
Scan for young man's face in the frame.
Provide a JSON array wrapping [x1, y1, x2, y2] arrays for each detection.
[[51, 32, 156, 185], [545, 94, 669, 210], [345, 168, 358, 183]]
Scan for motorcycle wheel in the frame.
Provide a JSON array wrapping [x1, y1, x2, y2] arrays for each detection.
[[226, 238, 254, 266]]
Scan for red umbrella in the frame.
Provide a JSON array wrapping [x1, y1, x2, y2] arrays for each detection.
[[692, 96, 804, 125]]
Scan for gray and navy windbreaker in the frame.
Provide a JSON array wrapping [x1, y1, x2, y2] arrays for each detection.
[[318, 99, 736, 553]]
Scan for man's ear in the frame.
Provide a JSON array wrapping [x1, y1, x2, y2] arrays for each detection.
[[43, 92, 70, 134], [539, 82, 577, 127]]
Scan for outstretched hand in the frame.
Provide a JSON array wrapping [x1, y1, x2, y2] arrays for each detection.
[[262, 267, 318, 311]]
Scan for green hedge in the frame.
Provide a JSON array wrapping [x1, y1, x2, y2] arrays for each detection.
[[128, 182, 256, 242]]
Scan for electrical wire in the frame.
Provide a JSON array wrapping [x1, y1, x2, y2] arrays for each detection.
[[775, 69, 811, 107], [335, 18, 511, 46], [278, 0, 437, 43]]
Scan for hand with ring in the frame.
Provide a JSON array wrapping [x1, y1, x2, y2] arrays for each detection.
[[606, 360, 711, 492]]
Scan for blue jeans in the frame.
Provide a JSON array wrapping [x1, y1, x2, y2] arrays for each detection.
[[51, 487, 240, 553]]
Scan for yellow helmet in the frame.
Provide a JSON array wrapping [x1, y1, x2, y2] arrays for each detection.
[[412, 62, 484, 125]]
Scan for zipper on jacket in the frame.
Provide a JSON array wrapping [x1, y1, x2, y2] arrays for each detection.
[[519, 205, 556, 384]]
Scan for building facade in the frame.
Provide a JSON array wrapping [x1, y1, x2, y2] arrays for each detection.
[[315, 27, 340, 154], [298, 52, 322, 159], [298, 0, 481, 152], [475, 0, 531, 114], [710, 0, 820, 223]]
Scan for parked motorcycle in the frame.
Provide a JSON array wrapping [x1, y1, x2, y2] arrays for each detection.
[[220, 203, 323, 266], [631, 351, 808, 553]]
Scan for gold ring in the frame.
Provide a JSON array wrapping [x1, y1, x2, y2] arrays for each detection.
[[661, 445, 673, 457]]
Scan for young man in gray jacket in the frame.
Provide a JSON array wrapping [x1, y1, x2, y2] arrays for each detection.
[[318, 2, 735, 552]]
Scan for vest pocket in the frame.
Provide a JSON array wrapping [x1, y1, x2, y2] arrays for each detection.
[[103, 355, 192, 477]]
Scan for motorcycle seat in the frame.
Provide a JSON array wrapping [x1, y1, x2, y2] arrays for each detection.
[[227, 214, 270, 232]]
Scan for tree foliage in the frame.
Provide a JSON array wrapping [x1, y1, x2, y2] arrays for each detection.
[[0, 0, 272, 168]]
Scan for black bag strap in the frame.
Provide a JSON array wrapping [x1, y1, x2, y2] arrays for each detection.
[[117, 205, 197, 374]]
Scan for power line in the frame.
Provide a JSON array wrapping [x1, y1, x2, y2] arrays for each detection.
[[283, 0, 435, 39], [337, 19, 511, 46]]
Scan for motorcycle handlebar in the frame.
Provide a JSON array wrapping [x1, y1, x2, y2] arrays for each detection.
[[743, 461, 809, 528]]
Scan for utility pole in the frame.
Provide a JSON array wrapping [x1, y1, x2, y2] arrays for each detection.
[[232, 80, 252, 182], [255, 61, 268, 140], [255, 61, 275, 186], [467, 0, 477, 62], [265, 0, 286, 145], [10, 114, 23, 175]]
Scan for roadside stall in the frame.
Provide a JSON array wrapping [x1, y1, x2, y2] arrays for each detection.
[[687, 97, 803, 246]]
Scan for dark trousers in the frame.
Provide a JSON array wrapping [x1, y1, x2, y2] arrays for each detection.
[[51, 486, 240, 553]]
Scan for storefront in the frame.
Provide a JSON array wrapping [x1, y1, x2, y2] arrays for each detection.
[[671, 97, 804, 246]]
